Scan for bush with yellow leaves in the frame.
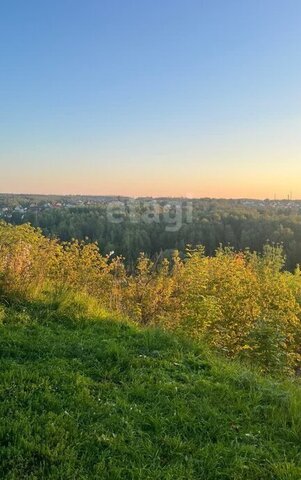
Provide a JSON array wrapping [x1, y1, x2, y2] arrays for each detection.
[[0, 221, 300, 375]]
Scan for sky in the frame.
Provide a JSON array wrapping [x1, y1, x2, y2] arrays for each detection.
[[0, 0, 301, 198]]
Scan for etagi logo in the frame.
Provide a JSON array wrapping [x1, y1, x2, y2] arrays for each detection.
[[107, 200, 193, 232]]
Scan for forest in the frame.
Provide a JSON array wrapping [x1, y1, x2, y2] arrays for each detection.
[[4, 196, 301, 270]]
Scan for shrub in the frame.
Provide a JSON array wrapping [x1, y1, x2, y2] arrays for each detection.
[[0, 221, 300, 375]]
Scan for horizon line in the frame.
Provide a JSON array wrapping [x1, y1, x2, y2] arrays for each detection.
[[0, 192, 300, 202]]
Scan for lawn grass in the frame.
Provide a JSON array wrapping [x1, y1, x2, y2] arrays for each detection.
[[0, 299, 300, 479]]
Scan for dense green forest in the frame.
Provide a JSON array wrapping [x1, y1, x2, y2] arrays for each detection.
[[4, 196, 301, 270]]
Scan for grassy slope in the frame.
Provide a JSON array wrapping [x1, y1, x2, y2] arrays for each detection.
[[0, 300, 300, 480]]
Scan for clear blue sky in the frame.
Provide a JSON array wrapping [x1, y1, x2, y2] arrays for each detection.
[[1, 0, 301, 197]]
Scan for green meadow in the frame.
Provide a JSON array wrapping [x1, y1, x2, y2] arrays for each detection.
[[0, 298, 300, 479]]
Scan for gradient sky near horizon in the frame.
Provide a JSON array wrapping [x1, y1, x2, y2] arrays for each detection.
[[1, 0, 301, 198]]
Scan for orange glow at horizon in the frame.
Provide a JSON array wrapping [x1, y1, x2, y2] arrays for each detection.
[[2, 169, 301, 200], [2, 123, 301, 200]]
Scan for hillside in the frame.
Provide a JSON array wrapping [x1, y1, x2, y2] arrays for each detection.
[[0, 300, 300, 479]]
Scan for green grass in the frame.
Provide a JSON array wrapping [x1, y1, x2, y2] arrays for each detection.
[[0, 299, 300, 479]]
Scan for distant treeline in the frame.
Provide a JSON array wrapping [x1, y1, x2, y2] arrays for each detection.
[[5, 197, 301, 270]]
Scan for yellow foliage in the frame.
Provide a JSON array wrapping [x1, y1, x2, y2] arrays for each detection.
[[0, 221, 300, 374]]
